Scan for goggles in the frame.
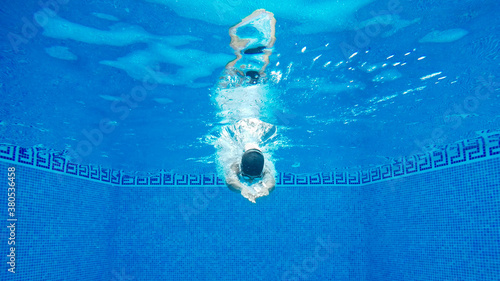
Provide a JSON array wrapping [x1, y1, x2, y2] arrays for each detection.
[[241, 173, 263, 181]]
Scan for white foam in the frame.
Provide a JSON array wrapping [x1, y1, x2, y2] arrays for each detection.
[[419, 28, 469, 43], [214, 117, 278, 187], [211, 85, 279, 203], [214, 85, 268, 123]]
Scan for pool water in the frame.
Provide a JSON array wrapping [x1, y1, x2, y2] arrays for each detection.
[[1, 0, 499, 280]]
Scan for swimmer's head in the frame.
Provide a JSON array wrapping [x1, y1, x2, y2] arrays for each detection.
[[241, 148, 264, 179]]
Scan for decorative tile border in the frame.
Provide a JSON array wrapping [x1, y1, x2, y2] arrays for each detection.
[[1, 131, 499, 186]]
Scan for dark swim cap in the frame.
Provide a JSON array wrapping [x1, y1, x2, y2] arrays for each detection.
[[241, 149, 264, 177]]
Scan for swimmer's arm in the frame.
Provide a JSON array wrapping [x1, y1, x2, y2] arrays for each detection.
[[261, 167, 276, 193], [226, 163, 245, 192]]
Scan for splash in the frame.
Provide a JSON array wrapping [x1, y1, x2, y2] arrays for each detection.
[[215, 84, 269, 123], [214, 118, 278, 178]]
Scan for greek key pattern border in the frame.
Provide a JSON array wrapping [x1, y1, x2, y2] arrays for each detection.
[[1, 131, 499, 186]]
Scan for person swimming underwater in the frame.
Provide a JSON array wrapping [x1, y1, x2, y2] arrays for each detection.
[[213, 9, 278, 203], [225, 143, 276, 203]]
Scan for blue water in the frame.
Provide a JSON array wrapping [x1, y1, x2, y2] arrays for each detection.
[[1, 0, 499, 280]]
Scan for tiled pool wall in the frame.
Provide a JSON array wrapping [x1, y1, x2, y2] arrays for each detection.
[[364, 158, 500, 281], [111, 178, 368, 280], [1, 131, 499, 280], [1, 131, 498, 187], [0, 161, 117, 281]]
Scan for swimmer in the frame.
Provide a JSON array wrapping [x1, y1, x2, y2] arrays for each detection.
[[225, 143, 276, 203], [214, 9, 278, 203]]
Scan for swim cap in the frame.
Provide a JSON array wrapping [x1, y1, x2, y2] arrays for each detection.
[[241, 148, 264, 177]]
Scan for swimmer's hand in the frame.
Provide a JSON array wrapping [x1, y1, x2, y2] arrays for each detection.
[[227, 179, 261, 203], [226, 178, 257, 203], [240, 186, 257, 203], [245, 182, 270, 203]]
